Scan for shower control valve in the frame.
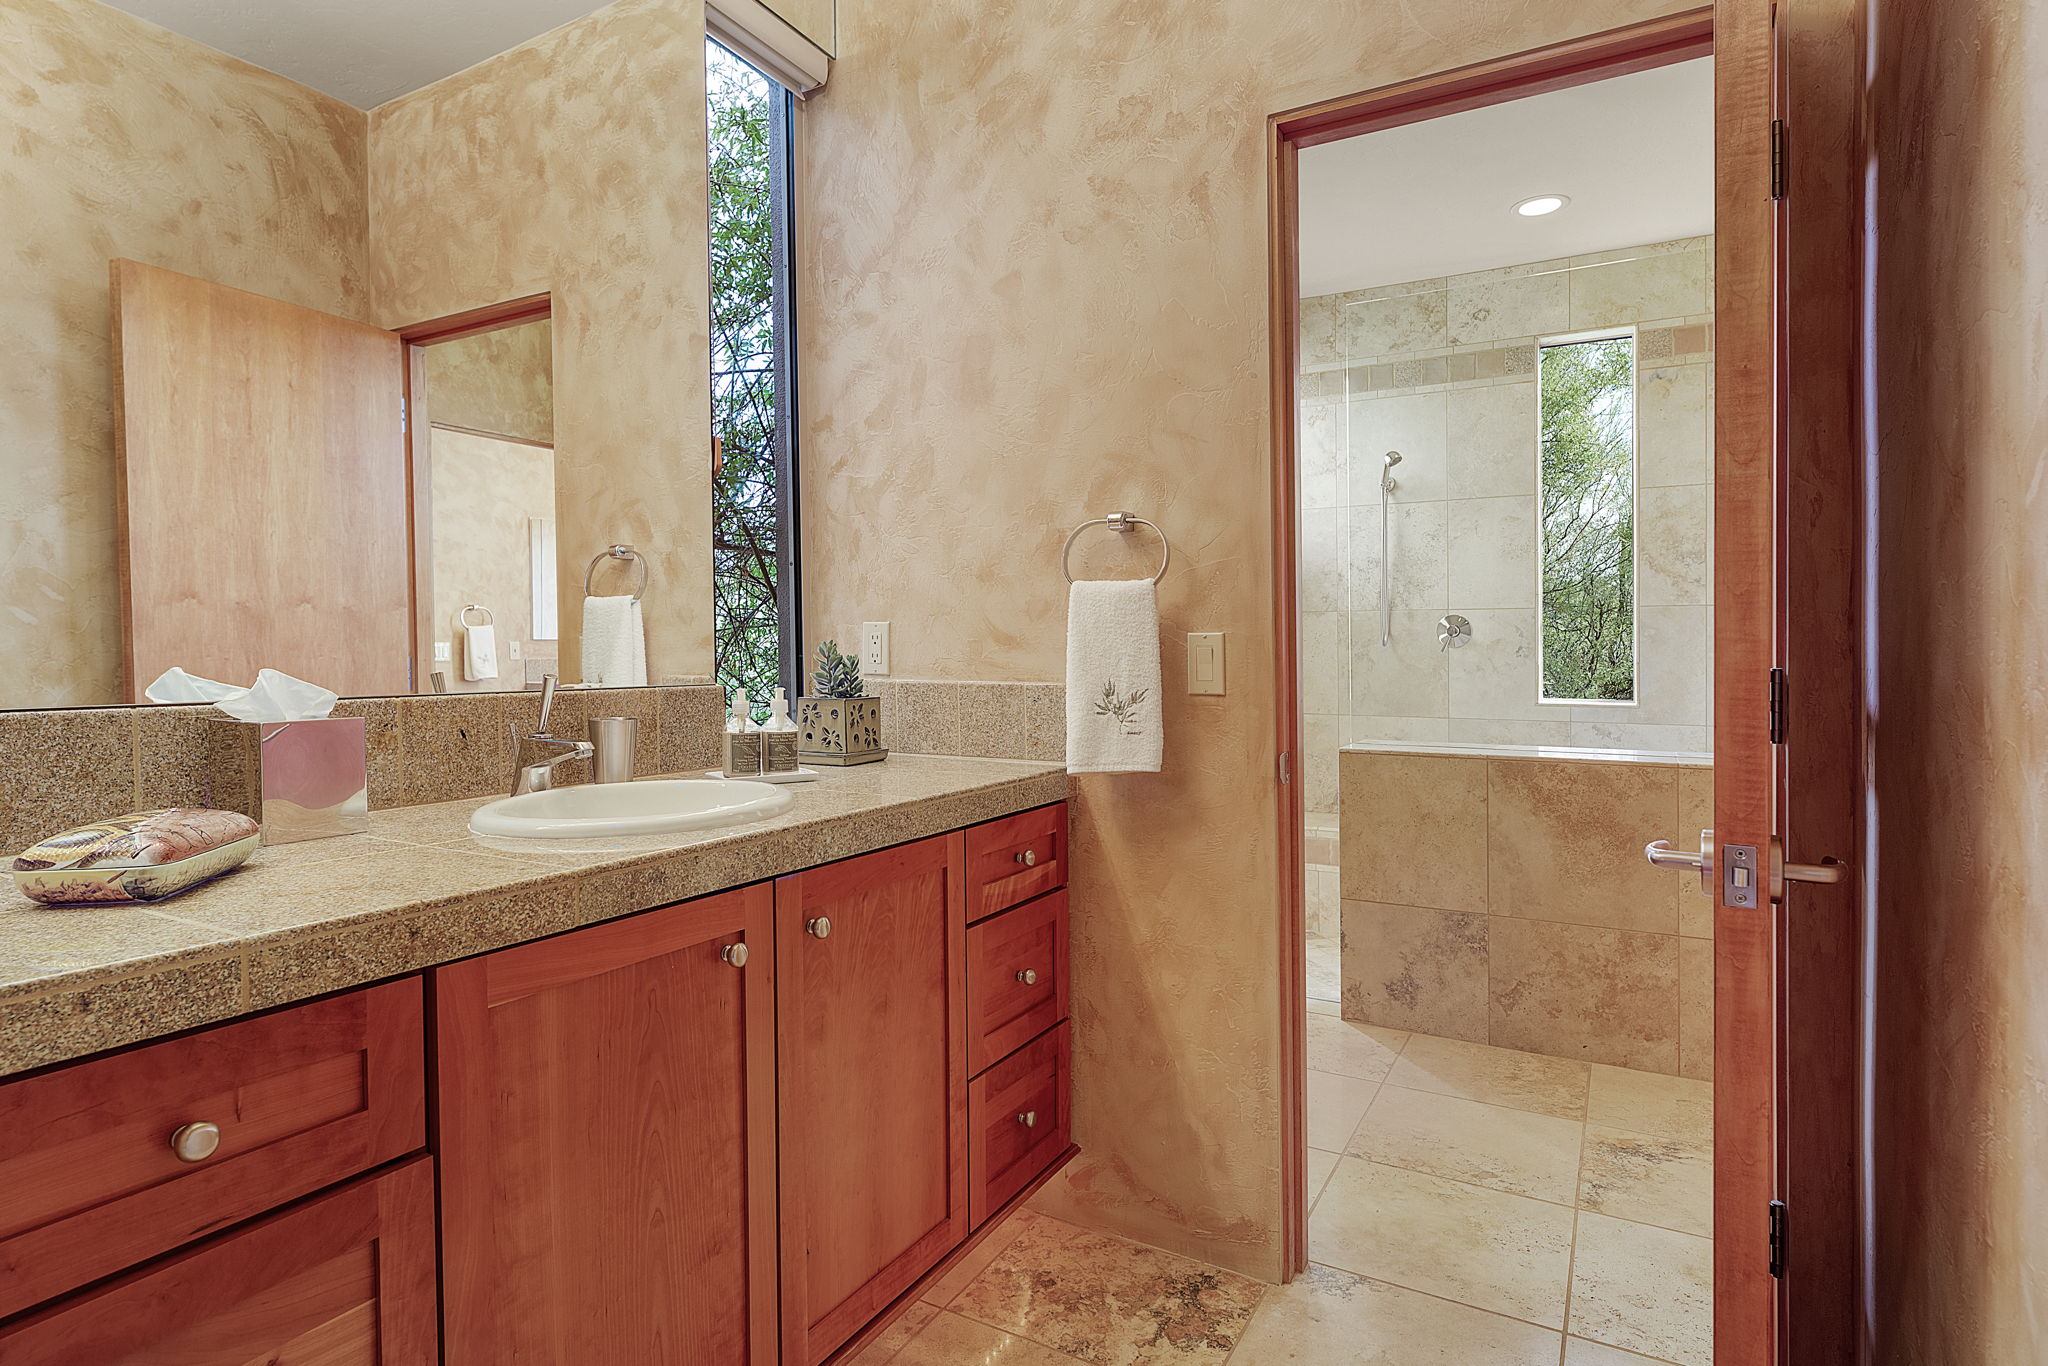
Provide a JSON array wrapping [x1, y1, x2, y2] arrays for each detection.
[[1438, 615, 1473, 650]]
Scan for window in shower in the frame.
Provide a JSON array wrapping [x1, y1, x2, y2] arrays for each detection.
[[1536, 332, 1637, 702]]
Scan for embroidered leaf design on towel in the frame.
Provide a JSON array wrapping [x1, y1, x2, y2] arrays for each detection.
[[1094, 680, 1151, 737]]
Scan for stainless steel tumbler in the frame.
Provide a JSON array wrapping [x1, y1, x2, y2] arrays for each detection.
[[587, 716, 640, 784]]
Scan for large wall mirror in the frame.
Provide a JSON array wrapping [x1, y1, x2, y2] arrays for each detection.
[[0, 0, 799, 711]]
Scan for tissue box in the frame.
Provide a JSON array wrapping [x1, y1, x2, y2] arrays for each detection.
[[207, 717, 369, 844]]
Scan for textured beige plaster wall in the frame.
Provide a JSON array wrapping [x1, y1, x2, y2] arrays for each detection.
[[799, 0, 1692, 1278], [1870, 0, 2048, 1356], [423, 317, 555, 447], [428, 428, 558, 693], [369, 0, 713, 685], [0, 0, 370, 709]]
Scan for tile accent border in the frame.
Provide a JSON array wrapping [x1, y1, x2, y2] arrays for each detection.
[[865, 679, 1065, 763], [0, 685, 727, 856]]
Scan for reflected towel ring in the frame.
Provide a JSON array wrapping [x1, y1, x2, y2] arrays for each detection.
[[583, 544, 648, 602], [1061, 512, 1171, 585], [457, 604, 495, 628]]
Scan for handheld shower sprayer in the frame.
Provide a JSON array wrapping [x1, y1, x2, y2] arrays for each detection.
[[1378, 451, 1402, 645]]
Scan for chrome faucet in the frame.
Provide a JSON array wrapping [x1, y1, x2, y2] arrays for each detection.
[[511, 675, 594, 796]]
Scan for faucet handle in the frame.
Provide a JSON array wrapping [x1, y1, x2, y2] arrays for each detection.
[[536, 674, 559, 735]]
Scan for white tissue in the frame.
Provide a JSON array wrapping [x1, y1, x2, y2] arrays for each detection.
[[144, 667, 244, 704], [215, 668, 339, 722], [145, 667, 339, 721]]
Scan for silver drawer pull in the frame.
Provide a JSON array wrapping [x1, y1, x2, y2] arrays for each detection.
[[806, 917, 832, 940], [721, 943, 749, 968], [170, 1121, 222, 1164], [1015, 968, 1039, 986], [1014, 849, 1037, 867], [1017, 1110, 1037, 1128]]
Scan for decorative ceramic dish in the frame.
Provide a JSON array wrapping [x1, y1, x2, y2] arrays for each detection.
[[11, 808, 260, 906]]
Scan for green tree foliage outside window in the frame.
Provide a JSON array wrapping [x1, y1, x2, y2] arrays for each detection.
[[708, 40, 782, 707], [1538, 336, 1636, 702]]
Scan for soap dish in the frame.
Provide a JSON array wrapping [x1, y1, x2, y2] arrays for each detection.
[[704, 768, 820, 785], [12, 808, 260, 905]]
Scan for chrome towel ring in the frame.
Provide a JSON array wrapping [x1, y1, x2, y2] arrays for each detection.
[[1060, 511, 1170, 585], [583, 544, 648, 601]]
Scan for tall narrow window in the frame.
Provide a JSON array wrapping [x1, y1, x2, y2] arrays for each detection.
[[708, 39, 799, 706], [1537, 334, 1636, 702]]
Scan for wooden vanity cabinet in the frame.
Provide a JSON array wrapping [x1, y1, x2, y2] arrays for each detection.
[[774, 833, 972, 1366], [433, 885, 779, 1366], [0, 1157, 437, 1365]]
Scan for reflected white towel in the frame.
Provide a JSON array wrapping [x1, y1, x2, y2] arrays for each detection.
[[581, 595, 647, 687], [460, 619, 498, 682], [1066, 579, 1162, 774]]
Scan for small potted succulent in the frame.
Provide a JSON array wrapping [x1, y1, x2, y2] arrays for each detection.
[[797, 640, 887, 766]]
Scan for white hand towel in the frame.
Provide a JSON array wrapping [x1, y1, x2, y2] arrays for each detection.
[[581, 595, 648, 687], [1066, 579, 1163, 773], [460, 618, 498, 682]]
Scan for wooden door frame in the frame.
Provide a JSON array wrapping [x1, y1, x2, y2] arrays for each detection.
[[1267, 10, 1864, 1364], [396, 292, 553, 691]]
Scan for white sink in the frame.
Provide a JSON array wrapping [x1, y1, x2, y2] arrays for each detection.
[[468, 779, 795, 839]]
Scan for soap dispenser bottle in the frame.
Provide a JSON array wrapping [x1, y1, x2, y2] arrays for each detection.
[[723, 688, 762, 776], [761, 686, 799, 774]]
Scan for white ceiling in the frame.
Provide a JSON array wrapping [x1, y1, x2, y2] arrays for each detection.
[[100, 0, 618, 109], [1298, 58, 1714, 297]]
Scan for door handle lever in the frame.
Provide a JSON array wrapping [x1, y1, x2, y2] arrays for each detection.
[[1644, 840, 1705, 872]]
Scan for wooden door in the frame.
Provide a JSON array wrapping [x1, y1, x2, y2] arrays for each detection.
[[1715, 0, 1865, 1361], [776, 834, 969, 1366], [436, 887, 778, 1366], [0, 1158, 436, 1364], [111, 259, 412, 698]]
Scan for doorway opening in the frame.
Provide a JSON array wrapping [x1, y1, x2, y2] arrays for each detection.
[[1276, 16, 1719, 1364]]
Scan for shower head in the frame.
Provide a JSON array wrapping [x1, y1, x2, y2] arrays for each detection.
[[1383, 451, 1402, 468]]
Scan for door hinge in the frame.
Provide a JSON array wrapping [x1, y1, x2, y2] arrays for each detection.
[[400, 395, 409, 434], [1769, 119, 1788, 200], [1768, 1199, 1788, 1277], [1279, 750, 1292, 785], [1769, 667, 1787, 744]]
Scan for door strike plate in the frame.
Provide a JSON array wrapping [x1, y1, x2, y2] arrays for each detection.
[[1722, 843, 1760, 909]]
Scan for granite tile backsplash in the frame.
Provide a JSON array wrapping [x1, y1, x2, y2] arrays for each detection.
[[0, 685, 727, 856], [865, 679, 1064, 762]]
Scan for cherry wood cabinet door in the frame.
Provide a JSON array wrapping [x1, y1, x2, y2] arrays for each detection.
[[0, 1157, 436, 1365], [0, 976, 425, 1320], [435, 887, 777, 1366], [776, 834, 969, 1366]]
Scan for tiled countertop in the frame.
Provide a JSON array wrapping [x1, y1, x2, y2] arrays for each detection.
[[0, 755, 1066, 1077]]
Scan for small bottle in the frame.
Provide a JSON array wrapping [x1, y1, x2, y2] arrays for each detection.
[[723, 688, 762, 776], [761, 687, 799, 774]]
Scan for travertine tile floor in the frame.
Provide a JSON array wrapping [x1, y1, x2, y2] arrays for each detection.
[[855, 1005, 1712, 1366]]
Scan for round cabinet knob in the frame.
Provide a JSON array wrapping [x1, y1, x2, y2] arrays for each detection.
[[721, 943, 749, 968], [806, 917, 832, 940], [1015, 968, 1039, 986], [1014, 849, 1038, 867], [169, 1121, 222, 1164], [1017, 1110, 1038, 1128]]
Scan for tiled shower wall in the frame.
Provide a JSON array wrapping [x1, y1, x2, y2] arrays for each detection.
[[1341, 747, 1712, 1079], [1298, 237, 1716, 820]]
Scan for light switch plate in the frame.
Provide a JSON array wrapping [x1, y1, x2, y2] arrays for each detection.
[[1186, 632, 1225, 695], [433, 641, 452, 663], [861, 622, 891, 676]]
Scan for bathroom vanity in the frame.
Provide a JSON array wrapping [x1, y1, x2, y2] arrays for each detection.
[[0, 762, 1069, 1366]]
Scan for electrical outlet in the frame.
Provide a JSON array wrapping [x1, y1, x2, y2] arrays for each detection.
[[507, 639, 523, 662], [861, 622, 891, 676], [434, 641, 452, 663]]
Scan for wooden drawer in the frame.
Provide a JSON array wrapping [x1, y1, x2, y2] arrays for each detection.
[[0, 1157, 437, 1365], [0, 977, 425, 1318], [968, 1022, 1070, 1228], [965, 803, 1067, 922], [966, 890, 1069, 1076]]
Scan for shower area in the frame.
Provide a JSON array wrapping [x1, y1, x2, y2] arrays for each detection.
[[1293, 56, 1718, 1366]]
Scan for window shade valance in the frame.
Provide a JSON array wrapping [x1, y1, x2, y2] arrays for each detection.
[[706, 0, 830, 96]]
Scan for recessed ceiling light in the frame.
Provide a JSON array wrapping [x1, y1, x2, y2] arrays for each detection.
[[1514, 194, 1570, 217]]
